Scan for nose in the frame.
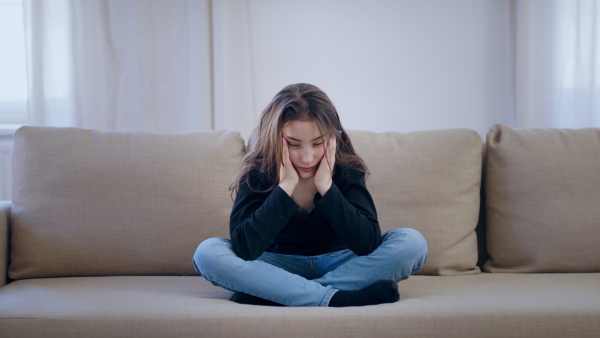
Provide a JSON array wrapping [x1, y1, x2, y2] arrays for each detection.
[[301, 147, 313, 165]]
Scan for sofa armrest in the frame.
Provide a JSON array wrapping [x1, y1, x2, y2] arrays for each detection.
[[0, 201, 10, 287]]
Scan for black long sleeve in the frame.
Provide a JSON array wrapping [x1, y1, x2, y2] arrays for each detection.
[[229, 183, 299, 261], [312, 170, 381, 256], [229, 167, 381, 261]]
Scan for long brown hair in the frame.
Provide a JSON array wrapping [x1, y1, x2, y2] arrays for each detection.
[[231, 83, 368, 193]]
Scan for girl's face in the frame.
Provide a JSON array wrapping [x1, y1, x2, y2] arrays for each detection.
[[281, 119, 327, 180]]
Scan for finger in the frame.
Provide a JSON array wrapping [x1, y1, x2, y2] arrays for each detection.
[[330, 136, 336, 154], [279, 138, 287, 181], [328, 136, 336, 168], [321, 138, 330, 167], [281, 137, 296, 176], [281, 137, 290, 166]]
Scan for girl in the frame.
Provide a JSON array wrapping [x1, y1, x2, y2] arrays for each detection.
[[193, 83, 428, 307]]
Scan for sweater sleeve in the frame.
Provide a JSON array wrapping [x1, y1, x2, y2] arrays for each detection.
[[314, 170, 382, 256], [229, 177, 298, 261]]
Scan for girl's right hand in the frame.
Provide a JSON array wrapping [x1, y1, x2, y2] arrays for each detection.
[[279, 136, 299, 196]]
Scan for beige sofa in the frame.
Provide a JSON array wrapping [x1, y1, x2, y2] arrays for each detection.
[[1, 124, 599, 337]]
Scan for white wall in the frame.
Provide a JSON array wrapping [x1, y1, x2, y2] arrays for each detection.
[[247, 0, 514, 137]]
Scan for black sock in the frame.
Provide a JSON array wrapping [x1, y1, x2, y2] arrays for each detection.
[[328, 280, 400, 307], [230, 292, 284, 307]]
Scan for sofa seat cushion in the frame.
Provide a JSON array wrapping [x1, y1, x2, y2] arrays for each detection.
[[1, 274, 599, 337]]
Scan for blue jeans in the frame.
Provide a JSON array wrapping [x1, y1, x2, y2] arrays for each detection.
[[192, 228, 428, 307]]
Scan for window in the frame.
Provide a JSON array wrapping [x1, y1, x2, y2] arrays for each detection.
[[0, 0, 28, 126]]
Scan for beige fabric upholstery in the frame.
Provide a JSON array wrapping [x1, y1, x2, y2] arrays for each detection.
[[349, 129, 482, 275], [2, 125, 600, 337], [484, 124, 600, 273], [9, 126, 244, 279], [0, 201, 9, 287], [1, 274, 599, 337]]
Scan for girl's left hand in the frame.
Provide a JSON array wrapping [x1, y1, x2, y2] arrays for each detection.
[[314, 135, 336, 196]]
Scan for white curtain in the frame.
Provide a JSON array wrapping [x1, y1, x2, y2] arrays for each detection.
[[23, 0, 257, 136], [23, 0, 600, 135], [210, 0, 257, 135], [513, 0, 600, 129]]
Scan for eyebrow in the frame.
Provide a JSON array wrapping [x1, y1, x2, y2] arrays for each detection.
[[284, 135, 325, 142]]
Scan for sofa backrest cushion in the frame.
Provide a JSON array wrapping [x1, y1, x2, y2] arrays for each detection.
[[9, 126, 243, 279], [349, 129, 483, 275], [484, 124, 600, 273]]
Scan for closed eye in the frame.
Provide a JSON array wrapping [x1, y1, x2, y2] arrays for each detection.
[[287, 142, 299, 147]]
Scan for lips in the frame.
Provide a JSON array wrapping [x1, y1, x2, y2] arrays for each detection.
[[298, 166, 316, 172]]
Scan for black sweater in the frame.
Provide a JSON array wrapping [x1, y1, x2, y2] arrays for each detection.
[[229, 166, 382, 261]]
